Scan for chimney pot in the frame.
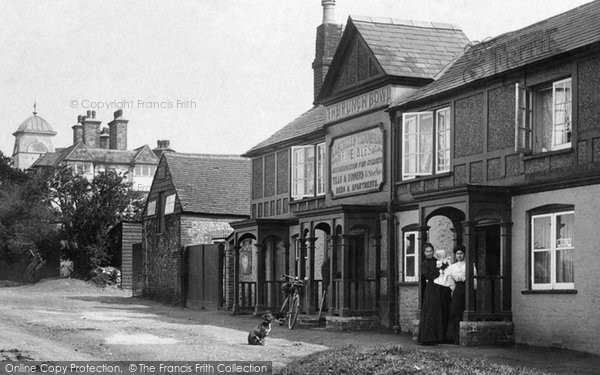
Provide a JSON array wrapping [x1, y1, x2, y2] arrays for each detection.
[[77, 115, 83, 123], [114, 109, 123, 119], [164, 140, 170, 148], [86, 110, 92, 118], [91, 110, 96, 119], [322, 0, 336, 23]]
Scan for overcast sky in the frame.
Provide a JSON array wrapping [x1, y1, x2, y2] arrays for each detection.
[[0, 0, 592, 158]]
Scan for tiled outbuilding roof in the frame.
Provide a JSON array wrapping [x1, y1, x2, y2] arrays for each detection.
[[164, 153, 251, 217], [351, 16, 470, 79], [244, 105, 325, 156], [391, 0, 600, 108]]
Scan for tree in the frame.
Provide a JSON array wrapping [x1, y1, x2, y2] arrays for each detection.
[[0, 152, 60, 282], [48, 166, 141, 277]]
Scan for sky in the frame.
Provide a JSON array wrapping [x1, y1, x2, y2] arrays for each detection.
[[0, 0, 593, 158]]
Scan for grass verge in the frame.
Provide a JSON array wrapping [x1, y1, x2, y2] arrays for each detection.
[[280, 344, 551, 375]]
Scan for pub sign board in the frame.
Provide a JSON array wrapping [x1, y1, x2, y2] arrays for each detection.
[[330, 126, 384, 198]]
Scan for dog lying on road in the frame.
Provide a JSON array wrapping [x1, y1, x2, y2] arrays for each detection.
[[247, 311, 274, 345]]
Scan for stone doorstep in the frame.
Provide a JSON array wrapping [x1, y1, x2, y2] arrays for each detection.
[[297, 314, 326, 327], [412, 320, 515, 346], [325, 316, 381, 331]]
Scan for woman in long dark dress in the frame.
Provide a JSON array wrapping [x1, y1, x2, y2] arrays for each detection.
[[418, 243, 449, 345], [446, 245, 466, 344]]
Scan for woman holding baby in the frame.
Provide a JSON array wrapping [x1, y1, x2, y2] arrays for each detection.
[[417, 243, 452, 345]]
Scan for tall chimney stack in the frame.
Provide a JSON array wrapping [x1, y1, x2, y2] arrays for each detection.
[[108, 109, 129, 150], [82, 112, 101, 148], [313, 0, 343, 103], [72, 115, 83, 145], [99, 127, 110, 149]]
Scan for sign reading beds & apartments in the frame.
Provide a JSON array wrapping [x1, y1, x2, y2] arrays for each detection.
[[325, 86, 391, 123], [331, 127, 384, 197]]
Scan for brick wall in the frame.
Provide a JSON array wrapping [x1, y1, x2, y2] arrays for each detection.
[[142, 215, 183, 304], [512, 184, 600, 355], [180, 216, 233, 246], [398, 286, 419, 333]]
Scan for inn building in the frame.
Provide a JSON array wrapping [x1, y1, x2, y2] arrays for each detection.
[[228, 0, 600, 354]]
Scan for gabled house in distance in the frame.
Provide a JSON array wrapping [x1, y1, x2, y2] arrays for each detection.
[[30, 110, 159, 192], [141, 152, 251, 305]]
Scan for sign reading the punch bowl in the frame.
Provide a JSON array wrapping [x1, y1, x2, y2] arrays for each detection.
[[325, 86, 391, 123], [331, 127, 384, 197]]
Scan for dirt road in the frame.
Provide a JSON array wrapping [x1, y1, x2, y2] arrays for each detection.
[[2, 279, 600, 375], [0, 279, 335, 371]]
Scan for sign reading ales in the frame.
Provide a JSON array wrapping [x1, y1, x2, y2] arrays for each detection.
[[331, 127, 384, 197]]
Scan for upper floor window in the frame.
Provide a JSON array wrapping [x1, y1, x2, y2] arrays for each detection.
[[516, 78, 572, 154], [291, 142, 325, 200], [402, 107, 450, 180], [68, 162, 91, 174], [146, 200, 156, 216], [164, 193, 176, 215], [531, 209, 574, 290]]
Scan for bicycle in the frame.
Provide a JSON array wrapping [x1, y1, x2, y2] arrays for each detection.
[[278, 274, 304, 330]]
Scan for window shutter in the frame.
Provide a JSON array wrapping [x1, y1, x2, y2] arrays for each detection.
[[515, 83, 533, 153]]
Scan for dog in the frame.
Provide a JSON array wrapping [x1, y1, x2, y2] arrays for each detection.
[[247, 311, 275, 345]]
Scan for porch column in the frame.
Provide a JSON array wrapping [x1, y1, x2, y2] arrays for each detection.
[[500, 222, 513, 319], [370, 233, 382, 310], [283, 242, 290, 276], [306, 236, 317, 314], [327, 235, 336, 317], [462, 220, 477, 321], [254, 243, 266, 314], [417, 225, 430, 313], [232, 241, 241, 314], [340, 234, 352, 317], [298, 237, 308, 279], [379, 212, 396, 329]]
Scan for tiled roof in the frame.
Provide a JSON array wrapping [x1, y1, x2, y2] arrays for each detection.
[[30, 143, 158, 168], [164, 153, 251, 216], [351, 16, 470, 79], [392, 0, 600, 107], [30, 152, 60, 168], [244, 105, 325, 156]]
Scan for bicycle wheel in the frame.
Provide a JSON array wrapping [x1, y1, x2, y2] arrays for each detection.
[[288, 295, 300, 330], [278, 296, 289, 326]]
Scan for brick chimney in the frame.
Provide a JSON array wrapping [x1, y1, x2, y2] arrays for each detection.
[[72, 115, 83, 145], [152, 139, 175, 158], [99, 127, 110, 149], [82, 110, 101, 148], [108, 109, 128, 150], [312, 0, 343, 103]]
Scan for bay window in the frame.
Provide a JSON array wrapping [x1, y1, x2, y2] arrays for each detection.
[[531, 209, 574, 290], [402, 107, 450, 180], [291, 142, 326, 200]]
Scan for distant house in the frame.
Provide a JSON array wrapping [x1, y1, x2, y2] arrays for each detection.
[[141, 152, 251, 305], [30, 110, 159, 192]]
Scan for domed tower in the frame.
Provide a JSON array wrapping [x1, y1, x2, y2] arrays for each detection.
[[12, 104, 56, 169]]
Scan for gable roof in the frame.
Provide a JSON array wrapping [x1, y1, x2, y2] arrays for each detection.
[[244, 105, 325, 156], [318, 16, 469, 102], [163, 152, 251, 217], [352, 16, 470, 79], [391, 0, 600, 108], [30, 142, 159, 168]]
